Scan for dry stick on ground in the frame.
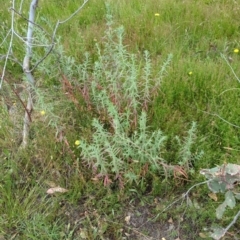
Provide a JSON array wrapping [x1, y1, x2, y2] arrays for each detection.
[[217, 210, 240, 240], [137, 181, 209, 230]]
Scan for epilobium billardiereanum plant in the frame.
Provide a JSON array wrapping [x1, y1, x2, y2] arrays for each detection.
[[70, 13, 202, 186], [175, 122, 204, 174]]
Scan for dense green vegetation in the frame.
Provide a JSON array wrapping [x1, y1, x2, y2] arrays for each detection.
[[0, 0, 240, 239]]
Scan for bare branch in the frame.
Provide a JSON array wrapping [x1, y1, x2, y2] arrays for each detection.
[[30, 0, 90, 72], [221, 53, 240, 84], [23, 0, 38, 75], [58, 0, 89, 25], [21, 0, 39, 148], [19, 0, 25, 13], [139, 180, 209, 228], [222, 210, 240, 238], [10, 7, 50, 37], [5, 79, 32, 122], [0, 29, 11, 48], [201, 110, 240, 129], [0, 0, 16, 89]]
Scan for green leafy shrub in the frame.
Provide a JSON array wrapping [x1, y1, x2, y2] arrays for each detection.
[[66, 14, 201, 187], [77, 24, 172, 185], [175, 121, 204, 174]]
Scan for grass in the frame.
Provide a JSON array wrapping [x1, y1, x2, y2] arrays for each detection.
[[1, 0, 240, 239]]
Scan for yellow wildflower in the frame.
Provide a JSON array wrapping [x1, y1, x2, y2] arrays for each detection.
[[155, 13, 160, 17], [75, 140, 81, 146], [40, 110, 46, 116], [234, 48, 239, 53]]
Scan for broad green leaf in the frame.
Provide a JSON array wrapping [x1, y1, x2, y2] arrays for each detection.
[[207, 180, 226, 193], [224, 173, 239, 185], [225, 190, 236, 209], [225, 164, 240, 176], [216, 202, 227, 219], [234, 193, 240, 200], [200, 166, 220, 180]]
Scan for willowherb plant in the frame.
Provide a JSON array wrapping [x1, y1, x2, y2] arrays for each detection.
[[74, 14, 172, 130], [80, 110, 168, 185], [175, 122, 203, 174], [71, 14, 201, 187]]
